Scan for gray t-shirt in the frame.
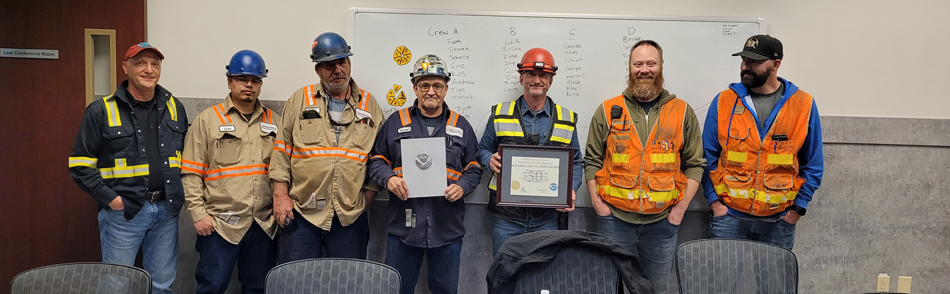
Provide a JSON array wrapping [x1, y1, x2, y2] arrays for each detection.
[[327, 97, 347, 143], [422, 113, 443, 136], [750, 83, 785, 131]]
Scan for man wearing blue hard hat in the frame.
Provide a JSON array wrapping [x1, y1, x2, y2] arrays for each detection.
[[269, 32, 384, 262], [181, 50, 279, 294]]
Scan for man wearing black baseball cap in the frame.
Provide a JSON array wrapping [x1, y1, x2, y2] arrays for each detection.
[[701, 35, 824, 251], [69, 42, 186, 294]]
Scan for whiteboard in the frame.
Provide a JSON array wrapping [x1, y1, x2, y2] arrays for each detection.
[[349, 8, 765, 205]]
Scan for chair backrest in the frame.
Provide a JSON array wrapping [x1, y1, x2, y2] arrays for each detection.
[[676, 239, 798, 294], [11, 262, 151, 294], [512, 245, 620, 293], [265, 258, 400, 294]]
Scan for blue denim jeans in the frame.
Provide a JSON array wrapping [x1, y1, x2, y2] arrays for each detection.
[[277, 210, 369, 263], [710, 214, 797, 250], [385, 234, 462, 294], [98, 202, 178, 294], [491, 212, 559, 255], [195, 222, 276, 294], [597, 214, 678, 294]]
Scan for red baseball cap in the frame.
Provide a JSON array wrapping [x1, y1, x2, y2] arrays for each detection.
[[125, 42, 164, 61]]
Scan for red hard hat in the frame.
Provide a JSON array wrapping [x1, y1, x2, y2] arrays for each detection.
[[517, 48, 557, 75]]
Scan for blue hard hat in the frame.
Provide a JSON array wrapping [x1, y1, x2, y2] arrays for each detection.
[[310, 32, 353, 63], [226, 50, 268, 77]]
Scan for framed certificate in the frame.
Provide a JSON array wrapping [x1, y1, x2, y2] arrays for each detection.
[[496, 144, 573, 208]]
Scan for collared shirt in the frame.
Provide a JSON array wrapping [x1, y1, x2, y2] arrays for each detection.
[[367, 103, 483, 248], [477, 97, 584, 192], [268, 79, 384, 231], [181, 96, 280, 243], [126, 88, 165, 192]]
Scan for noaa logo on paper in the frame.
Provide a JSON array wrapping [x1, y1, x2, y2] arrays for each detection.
[[549, 183, 558, 191]]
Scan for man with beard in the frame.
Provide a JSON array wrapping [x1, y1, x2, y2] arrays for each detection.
[[368, 54, 482, 294], [269, 32, 384, 263], [584, 40, 705, 294], [476, 48, 583, 255], [181, 50, 278, 293], [702, 35, 823, 250]]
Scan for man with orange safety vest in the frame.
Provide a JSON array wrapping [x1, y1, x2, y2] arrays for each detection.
[[585, 40, 705, 294], [268, 32, 384, 262], [702, 35, 823, 250], [181, 50, 278, 294]]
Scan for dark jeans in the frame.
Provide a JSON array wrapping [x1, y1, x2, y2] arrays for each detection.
[[491, 212, 559, 255], [710, 214, 797, 250], [277, 210, 369, 263], [195, 222, 276, 294], [597, 214, 679, 294], [385, 234, 462, 294]]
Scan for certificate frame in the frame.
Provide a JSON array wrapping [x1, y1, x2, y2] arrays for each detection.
[[495, 144, 573, 208]]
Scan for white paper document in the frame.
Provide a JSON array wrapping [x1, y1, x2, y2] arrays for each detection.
[[508, 156, 560, 197], [401, 137, 447, 198]]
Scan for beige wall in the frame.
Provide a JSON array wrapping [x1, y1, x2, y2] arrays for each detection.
[[149, 0, 950, 118]]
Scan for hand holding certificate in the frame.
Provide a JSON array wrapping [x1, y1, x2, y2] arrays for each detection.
[[495, 144, 573, 208]]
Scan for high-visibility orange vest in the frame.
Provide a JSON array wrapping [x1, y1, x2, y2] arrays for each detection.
[[594, 96, 688, 214], [709, 89, 813, 216]]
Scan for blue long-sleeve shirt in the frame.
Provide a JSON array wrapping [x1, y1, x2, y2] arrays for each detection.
[[476, 97, 584, 192], [701, 78, 824, 219]]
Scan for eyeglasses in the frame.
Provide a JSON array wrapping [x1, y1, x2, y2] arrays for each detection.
[[232, 76, 263, 85], [417, 83, 446, 92]]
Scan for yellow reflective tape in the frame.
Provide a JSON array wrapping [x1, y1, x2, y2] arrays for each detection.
[[611, 153, 630, 164], [99, 160, 149, 179], [569, 110, 575, 122], [550, 136, 571, 144], [506, 101, 516, 115], [497, 131, 525, 137], [68, 157, 98, 168], [115, 158, 127, 167], [649, 190, 680, 202], [767, 154, 794, 165], [727, 151, 747, 163], [494, 118, 520, 124], [553, 123, 575, 132], [599, 185, 644, 199], [714, 184, 728, 195], [104, 95, 121, 127], [650, 153, 676, 164], [166, 96, 178, 121]]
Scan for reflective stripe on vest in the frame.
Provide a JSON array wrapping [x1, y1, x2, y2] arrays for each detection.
[[493, 101, 524, 137], [181, 159, 209, 175], [291, 147, 368, 162], [305, 84, 371, 110], [593, 95, 688, 214], [99, 158, 149, 179], [103, 95, 122, 127], [398, 108, 458, 127], [488, 100, 577, 190], [709, 88, 812, 216], [169, 150, 181, 168]]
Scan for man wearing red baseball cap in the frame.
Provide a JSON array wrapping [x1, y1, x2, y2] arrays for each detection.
[[69, 42, 187, 294]]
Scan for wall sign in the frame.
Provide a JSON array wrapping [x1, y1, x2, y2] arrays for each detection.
[[1, 48, 59, 59]]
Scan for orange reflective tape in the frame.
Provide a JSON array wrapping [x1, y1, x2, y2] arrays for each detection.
[[205, 170, 268, 181], [206, 164, 269, 175], [181, 159, 209, 168], [372, 154, 392, 166], [448, 112, 459, 127], [212, 104, 227, 124]]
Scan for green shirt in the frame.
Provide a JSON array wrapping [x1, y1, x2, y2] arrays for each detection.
[[584, 89, 706, 224]]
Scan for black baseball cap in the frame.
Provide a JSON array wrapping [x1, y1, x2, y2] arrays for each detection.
[[732, 35, 783, 60]]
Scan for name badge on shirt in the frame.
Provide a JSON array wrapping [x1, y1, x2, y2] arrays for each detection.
[[260, 122, 278, 134], [398, 127, 412, 134], [219, 125, 235, 132], [445, 125, 464, 138], [355, 108, 373, 121]]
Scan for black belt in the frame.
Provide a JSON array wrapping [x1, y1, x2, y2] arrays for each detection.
[[147, 191, 166, 203]]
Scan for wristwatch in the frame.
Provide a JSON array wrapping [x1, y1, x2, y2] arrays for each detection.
[[789, 205, 807, 216]]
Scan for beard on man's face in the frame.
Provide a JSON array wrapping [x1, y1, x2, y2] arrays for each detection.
[[322, 74, 351, 95], [740, 65, 772, 88], [626, 70, 664, 101]]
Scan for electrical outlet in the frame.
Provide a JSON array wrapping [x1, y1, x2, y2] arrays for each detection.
[[877, 274, 890, 292]]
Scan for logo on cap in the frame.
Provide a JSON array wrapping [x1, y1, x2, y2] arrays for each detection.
[[421, 62, 430, 71], [312, 41, 318, 49], [745, 38, 758, 49]]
